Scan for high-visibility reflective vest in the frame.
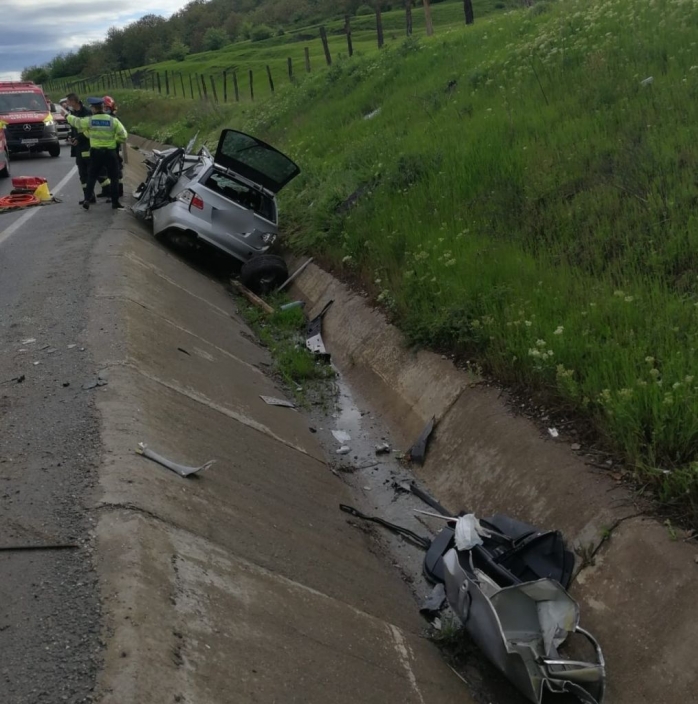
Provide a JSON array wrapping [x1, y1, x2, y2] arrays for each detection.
[[67, 112, 127, 149]]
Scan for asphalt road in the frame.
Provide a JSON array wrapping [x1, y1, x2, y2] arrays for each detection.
[[0, 144, 116, 703]]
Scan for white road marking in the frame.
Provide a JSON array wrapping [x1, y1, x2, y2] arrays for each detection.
[[0, 165, 78, 248]]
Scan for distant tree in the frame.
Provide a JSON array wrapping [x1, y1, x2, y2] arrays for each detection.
[[168, 40, 190, 61], [202, 27, 230, 51], [356, 4, 373, 15], [21, 66, 51, 84], [249, 24, 274, 41]]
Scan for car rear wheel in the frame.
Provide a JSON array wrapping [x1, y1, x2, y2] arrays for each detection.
[[240, 255, 288, 295], [48, 144, 61, 158], [0, 150, 9, 178]]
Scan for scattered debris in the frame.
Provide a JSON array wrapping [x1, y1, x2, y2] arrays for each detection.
[[375, 442, 391, 455], [548, 427, 559, 438], [21, 338, 36, 345], [1, 374, 25, 385], [336, 446, 351, 455], [571, 443, 581, 451], [62, 382, 70, 388], [177, 347, 191, 356], [276, 257, 314, 293], [82, 379, 108, 390], [425, 512, 603, 703], [331, 429, 351, 444], [0, 543, 79, 552], [260, 395, 295, 408], [309, 427, 317, 433], [230, 280, 275, 315], [32, 361, 41, 366], [454, 514, 488, 550], [640, 76, 654, 87], [339, 504, 431, 550], [306, 300, 334, 359], [392, 480, 411, 494], [279, 300, 305, 311], [419, 583, 447, 618], [67, 344, 77, 349], [136, 442, 215, 478], [408, 416, 435, 466], [364, 107, 381, 120]]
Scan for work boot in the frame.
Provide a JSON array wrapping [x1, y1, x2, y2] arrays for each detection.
[[82, 201, 90, 211], [112, 202, 125, 211], [79, 196, 96, 205]]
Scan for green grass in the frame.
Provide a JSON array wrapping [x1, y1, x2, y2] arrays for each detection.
[[46, 0, 514, 107], [114, 0, 698, 524], [235, 294, 334, 394]]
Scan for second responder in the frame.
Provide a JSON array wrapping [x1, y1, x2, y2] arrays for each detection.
[[65, 93, 112, 204], [67, 97, 128, 211], [103, 96, 124, 198]]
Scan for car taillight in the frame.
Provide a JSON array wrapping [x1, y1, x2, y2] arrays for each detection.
[[176, 189, 204, 211]]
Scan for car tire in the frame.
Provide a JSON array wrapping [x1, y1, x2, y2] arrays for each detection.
[[48, 144, 61, 158], [0, 150, 9, 178], [240, 255, 288, 295]]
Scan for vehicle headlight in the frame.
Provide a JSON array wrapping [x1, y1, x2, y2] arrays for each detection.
[[43, 115, 54, 125], [261, 233, 277, 245]]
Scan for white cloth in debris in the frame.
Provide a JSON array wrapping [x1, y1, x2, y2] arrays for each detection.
[[454, 514, 491, 551]]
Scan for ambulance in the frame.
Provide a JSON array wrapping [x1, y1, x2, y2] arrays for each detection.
[[0, 82, 61, 158]]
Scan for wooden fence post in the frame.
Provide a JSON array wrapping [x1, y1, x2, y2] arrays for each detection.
[[376, 5, 384, 48], [319, 26, 332, 66], [249, 69, 254, 101], [287, 57, 293, 82], [406, 0, 413, 36], [266, 65, 275, 94], [195, 74, 202, 99], [209, 75, 219, 102], [165, 70, 170, 95], [172, 72, 177, 96], [157, 73, 162, 93], [424, 0, 434, 36], [223, 70, 228, 102], [345, 14, 354, 57], [180, 73, 186, 98], [201, 74, 208, 100], [233, 71, 240, 102], [189, 74, 194, 99], [304, 47, 311, 72], [464, 0, 474, 25]]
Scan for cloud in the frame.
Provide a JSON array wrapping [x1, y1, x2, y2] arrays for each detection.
[[0, 0, 188, 76]]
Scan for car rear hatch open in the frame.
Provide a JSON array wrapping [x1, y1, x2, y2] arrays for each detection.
[[214, 129, 300, 194]]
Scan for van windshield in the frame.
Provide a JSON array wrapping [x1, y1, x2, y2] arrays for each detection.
[[0, 92, 46, 113]]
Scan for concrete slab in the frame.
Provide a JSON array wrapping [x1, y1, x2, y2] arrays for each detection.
[[97, 510, 466, 704], [87, 219, 471, 703]]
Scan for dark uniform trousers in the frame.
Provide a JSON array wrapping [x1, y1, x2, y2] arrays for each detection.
[[85, 148, 120, 208]]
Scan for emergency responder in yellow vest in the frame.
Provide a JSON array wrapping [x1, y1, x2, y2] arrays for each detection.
[[67, 97, 128, 211], [103, 96, 124, 198], [66, 93, 113, 203]]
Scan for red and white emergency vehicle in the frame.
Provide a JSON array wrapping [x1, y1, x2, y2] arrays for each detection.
[[0, 82, 60, 158]]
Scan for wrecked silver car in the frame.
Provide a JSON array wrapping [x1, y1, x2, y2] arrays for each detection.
[[132, 129, 300, 293]]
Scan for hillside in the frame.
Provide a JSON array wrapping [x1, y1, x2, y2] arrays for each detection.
[[112, 0, 698, 523]]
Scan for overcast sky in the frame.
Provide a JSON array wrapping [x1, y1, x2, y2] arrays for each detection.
[[0, 0, 188, 81]]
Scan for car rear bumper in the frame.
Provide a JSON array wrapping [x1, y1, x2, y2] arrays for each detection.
[[152, 200, 271, 263]]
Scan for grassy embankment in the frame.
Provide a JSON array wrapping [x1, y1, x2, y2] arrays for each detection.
[[117, 0, 698, 523]]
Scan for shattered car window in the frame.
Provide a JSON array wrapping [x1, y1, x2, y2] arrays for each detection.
[[219, 131, 298, 189], [204, 171, 276, 223]]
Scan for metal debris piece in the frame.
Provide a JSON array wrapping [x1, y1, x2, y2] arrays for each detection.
[[137, 442, 215, 478], [305, 300, 334, 359], [336, 446, 351, 455], [280, 300, 305, 312], [0, 543, 79, 552], [332, 429, 351, 444], [21, 338, 36, 345], [419, 583, 447, 618], [67, 344, 77, 349], [260, 396, 295, 408], [276, 257, 314, 293], [82, 379, 108, 390], [408, 416, 435, 466], [548, 427, 559, 438], [177, 347, 191, 356], [375, 442, 391, 455], [1, 374, 25, 385], [339, 504, 431, 550]]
